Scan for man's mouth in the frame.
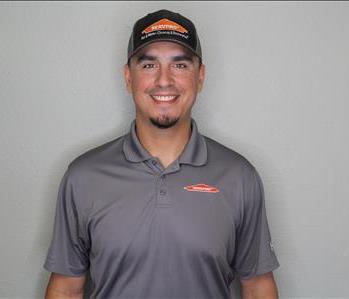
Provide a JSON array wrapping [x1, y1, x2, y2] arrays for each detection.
[[151, 95, 179, 103]]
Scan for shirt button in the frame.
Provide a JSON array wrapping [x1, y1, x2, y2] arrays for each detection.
[[159, 189, 166, 196]]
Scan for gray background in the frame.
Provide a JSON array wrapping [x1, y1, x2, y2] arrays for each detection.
[[1, 1, 348, 298]]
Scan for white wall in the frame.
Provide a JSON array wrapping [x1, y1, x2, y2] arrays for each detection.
[[1, 2, 348, 297]]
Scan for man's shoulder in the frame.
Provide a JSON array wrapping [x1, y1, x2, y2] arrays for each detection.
[[66, 134, 126, 174], [203, 134, 257, 175]]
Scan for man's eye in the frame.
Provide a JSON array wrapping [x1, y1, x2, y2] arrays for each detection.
[[174, 63, 187, 69], [142, 63, 155, 69]]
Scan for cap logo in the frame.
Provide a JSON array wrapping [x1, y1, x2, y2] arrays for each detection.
[[184, 183, 220, 193], [142, 18, 188, 34]]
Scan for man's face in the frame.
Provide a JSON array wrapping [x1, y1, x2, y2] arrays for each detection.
[[124, 41, 205, 129]]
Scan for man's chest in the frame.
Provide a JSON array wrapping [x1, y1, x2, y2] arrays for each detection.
[[81, 168, 240, 266]]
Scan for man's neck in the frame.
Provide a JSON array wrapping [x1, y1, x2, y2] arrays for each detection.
[[135, 117, 192, 169]]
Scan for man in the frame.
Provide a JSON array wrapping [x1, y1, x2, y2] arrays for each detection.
[[43, 9, 280, 298]]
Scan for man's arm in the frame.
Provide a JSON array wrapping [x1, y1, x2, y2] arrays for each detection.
[[239, 271, 278, 299], [44, 273, 86, 299]]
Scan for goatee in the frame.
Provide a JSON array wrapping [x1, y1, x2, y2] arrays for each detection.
[[149, 116, 179, 129]]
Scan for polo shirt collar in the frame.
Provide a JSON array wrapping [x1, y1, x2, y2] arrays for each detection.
[[122, 117, 207, 166]]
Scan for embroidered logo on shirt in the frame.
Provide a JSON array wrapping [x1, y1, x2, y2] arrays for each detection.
[[184, 183, 220, 193]]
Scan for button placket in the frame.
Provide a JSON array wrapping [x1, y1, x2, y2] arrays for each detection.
[[147, 158, 164, 175], [156, 173, 171, 207], [163, 161, 180, 175]]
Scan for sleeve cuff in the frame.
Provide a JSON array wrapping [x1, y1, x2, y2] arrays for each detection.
[[43, 260, 88, 277]]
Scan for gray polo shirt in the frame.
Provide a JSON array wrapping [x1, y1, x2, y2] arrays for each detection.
[[43, 117, 280, 299]]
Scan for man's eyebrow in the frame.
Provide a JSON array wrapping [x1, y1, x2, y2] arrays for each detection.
[[135, 54, 194, 64], [172, 55, 194, 62]]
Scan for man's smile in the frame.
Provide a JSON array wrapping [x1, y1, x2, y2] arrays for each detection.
[[151, 95, 179, 104]]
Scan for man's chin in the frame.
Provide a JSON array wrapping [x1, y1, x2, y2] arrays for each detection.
[[149, 116, 179, 129]]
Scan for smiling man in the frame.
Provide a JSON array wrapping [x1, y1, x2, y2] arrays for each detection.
[[124, 39, 205, 169], [43, 9, 280, 299]]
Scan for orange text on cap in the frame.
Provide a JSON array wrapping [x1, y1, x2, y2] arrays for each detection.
[[142, 18, 188, 34]]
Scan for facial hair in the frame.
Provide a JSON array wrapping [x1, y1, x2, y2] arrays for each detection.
[[149, 115, 180, 129], [147, 86, 181, 129]]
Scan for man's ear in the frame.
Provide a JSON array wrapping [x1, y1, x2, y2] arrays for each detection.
[[197, 63, 206, 93], [124, 63, 132, 93]]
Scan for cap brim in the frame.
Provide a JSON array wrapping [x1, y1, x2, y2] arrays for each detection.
[[128, 38, 202, 62]]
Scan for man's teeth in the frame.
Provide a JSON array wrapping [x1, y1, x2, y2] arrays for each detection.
[[152, 95, 177, 101]]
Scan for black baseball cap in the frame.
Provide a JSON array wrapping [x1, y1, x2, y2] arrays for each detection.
[[127, 9, 202, 63]]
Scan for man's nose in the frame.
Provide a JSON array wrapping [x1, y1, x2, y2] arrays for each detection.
[[155, 65, 174, 87]]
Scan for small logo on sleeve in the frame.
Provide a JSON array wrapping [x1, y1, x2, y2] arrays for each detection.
[[184, 183, 220, 193]]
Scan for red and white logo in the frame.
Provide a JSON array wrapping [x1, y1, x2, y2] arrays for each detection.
[[142, 18, 188, 34], [184, 183, 220, 193]]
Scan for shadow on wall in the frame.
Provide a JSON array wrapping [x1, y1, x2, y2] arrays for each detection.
[[83, 271, 93, 299]]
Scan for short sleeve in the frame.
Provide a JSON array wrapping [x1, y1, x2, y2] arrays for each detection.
[[43, 166, 90, 276], [231, 166, 280, 280]]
